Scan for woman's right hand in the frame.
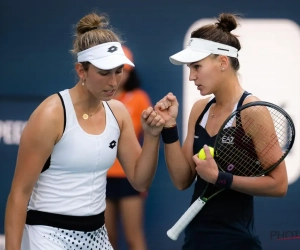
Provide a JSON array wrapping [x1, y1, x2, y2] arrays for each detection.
[[154, 92, 179, 127]]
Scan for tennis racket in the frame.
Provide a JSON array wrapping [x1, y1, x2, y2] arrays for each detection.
[[167, 101, 295, 240]]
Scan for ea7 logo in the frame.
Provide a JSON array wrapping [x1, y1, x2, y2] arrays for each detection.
[[221, 136, 234, 144]]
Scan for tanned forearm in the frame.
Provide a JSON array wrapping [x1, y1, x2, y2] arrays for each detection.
[[231, 175, 287, 197], [5, 192, 29, 250], [133, 134, 160, 192], [164, 142, 195, 190]]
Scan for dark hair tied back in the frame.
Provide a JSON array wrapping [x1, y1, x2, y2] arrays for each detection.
[[190, 13, 242, 71], [215, 13, 239, 33]]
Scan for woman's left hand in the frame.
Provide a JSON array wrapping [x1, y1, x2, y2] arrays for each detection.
[[193, 145, 219, 184], [141, 107, 165, 136]]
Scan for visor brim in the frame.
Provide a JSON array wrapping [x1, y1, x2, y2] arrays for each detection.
[[89, 55, 134, 70], [169, 49, 211, 65]]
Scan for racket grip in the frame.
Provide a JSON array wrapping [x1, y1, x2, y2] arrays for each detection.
[[167, 198, 206, 240]]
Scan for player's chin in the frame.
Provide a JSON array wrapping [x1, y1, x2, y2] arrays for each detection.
[[99, 93, 116, 102], [100, 96, 114, 102], [199, 90, 209, 96], [199, 88, 213, 97], [91, 90, 116, 101]]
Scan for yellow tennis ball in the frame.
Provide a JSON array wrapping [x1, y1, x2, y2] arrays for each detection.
[[198, 146, 214, 160]]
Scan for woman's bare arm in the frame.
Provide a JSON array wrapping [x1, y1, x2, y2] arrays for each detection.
[[109, 100, 163, 192], [194, 95, 288, 197], [163, 98, 210, 190], [5, 95, 63, 250], [231, 97, 288, 196]]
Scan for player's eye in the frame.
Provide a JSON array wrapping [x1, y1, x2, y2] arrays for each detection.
[[98, 71, 109, 76]]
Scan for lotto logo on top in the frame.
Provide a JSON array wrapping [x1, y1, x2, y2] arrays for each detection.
[[107, 46, 118, 53], [0, 120, 27, 145]]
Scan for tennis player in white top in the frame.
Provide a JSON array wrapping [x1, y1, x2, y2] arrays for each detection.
[[5, 12, 165, 250]]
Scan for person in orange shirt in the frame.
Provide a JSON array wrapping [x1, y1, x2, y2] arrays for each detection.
[[106, 46, 151, 250]]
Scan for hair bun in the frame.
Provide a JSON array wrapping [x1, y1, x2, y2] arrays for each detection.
[[216, 13, 239, 33], [76, 13, 109, 35]]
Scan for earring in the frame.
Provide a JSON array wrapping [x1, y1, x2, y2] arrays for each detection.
[[222, 68, 225, 71], [82, 79, 85, 86]]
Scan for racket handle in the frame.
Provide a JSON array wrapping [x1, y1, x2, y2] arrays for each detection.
[[167, 198, 206, 240]]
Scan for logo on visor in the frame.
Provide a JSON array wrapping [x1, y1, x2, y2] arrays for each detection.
[[107, 46, 118, 53], [188, 39, 193, 46]]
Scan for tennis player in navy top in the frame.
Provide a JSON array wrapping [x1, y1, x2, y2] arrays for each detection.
[[155, 13, 288, 250]]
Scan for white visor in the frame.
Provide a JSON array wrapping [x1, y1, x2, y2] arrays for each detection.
[[77, 42, 135, 70], [170, 38, 238, 65]]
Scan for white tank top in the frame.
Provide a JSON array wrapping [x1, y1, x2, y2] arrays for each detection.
[[28, 89, 120, 216]]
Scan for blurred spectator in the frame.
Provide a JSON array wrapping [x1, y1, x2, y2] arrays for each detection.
[[105, 46, 151, 250]]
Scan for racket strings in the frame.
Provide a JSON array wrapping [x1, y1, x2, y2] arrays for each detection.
[[166, 103, 295, 241], [215, 105, 293, 176], [216, 116, 260, 176]]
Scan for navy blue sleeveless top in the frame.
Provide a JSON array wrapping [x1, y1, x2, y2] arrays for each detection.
[[182, 91, 262, 250]]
